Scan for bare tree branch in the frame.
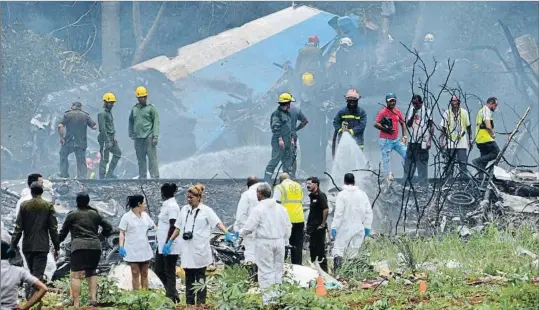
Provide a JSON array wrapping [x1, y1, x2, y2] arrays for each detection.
[[131, 1, 167, 65]]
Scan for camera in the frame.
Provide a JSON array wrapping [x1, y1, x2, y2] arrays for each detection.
[[182, 232, 193, 240]]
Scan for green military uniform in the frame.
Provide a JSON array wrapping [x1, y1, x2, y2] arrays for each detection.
[[264, 106, 293, 182], [98, 106, 121, 179], [128, 102, 160, 179], [59, 108, 96, 178]]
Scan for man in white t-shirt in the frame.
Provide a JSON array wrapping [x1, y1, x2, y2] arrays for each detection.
[[404, 94, 433, 187], [439, 95, 473, 178]]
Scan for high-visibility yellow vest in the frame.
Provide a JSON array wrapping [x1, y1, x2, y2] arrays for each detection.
[[447, 108, 467, 141], [475, 106, 494, 144], [275, 179, 304, 223]]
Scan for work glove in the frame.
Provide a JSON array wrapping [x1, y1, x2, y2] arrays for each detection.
[[364, 228, 371, 238], [224, 232, 234, 242], [331, 228, 337, 240], [162, 240, 173, 255], [119, 246, 127, 258]]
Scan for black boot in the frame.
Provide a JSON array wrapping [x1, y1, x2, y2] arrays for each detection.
[[333, 256, 343, 276]]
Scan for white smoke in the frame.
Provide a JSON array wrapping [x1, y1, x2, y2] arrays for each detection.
[[160, 146, 272, 179]]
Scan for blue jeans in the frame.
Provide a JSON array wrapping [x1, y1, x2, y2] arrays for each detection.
[[379, 138, 407, 176]]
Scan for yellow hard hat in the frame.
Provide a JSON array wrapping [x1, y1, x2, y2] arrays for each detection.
[[135, 86, 148, 98], [103, 92, 116, 103], [302, 72, 315, 86], [278, 92, 295, 104]]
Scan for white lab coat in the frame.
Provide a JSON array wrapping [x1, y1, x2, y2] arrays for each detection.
[[176, 204, 222, 269], [118, 211, 155, 263], [15, 188, 57, 280], [233, 182, 262, 262], [156, 198, 181, 255], [331, 185, 373, 258], [240, 198, 292, 305]]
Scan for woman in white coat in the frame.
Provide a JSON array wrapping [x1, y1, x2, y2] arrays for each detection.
[[118, 195, 156, 290], [154, 183, 181, 303], [330, 173, 373, 274], [163, 184, 232, 305]]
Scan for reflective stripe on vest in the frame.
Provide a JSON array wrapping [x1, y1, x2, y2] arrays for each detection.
[[447, 108, 466, 141], [475, 106, 494, 144], [342, 115, 361, 120], [276, 180, 304, 223]]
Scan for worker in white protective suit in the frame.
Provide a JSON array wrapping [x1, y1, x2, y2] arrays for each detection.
[[240, 182, 292, 305], [233, 176, 262, 263], [331, 173, 373, 275]]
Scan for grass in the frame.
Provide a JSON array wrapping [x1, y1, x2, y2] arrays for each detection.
[[39, 225, 539, 309]]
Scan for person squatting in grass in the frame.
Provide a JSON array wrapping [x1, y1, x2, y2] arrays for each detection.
[[1, 241, 48, 310], [118, 195, 157, 290]]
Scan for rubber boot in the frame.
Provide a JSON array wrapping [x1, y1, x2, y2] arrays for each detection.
[[333, 256, 343, 276]]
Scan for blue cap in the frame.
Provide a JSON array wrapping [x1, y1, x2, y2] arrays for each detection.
[[386, 93, 397, 101]]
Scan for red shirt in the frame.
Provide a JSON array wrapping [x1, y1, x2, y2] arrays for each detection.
[[376, 107, 404, 140]]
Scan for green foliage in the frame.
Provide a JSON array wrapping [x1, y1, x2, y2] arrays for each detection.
[[275, 283, 348, 310], [117, 290, 175, 310]]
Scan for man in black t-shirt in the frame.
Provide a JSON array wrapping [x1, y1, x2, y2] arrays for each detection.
[[306, 176, 329, 272]]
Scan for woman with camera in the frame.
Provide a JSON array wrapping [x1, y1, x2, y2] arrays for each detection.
[[58, 192, 113, 307], [154, 183, 181, 303], [118, 195, 156, 291], [162, 184, 232, 305]]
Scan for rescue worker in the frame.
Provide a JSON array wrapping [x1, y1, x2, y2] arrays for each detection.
[[472, 97, 500, 173], [331, 173, 373, 275], [98, 92, 121, 179], [128, 86, 160, 179], [263, 93, 294, 183], [297, 72, 326, 176], [333, 89, 367, 157], [85, 151, 101, 179], [439, 95, 473, 178], [374, 93, 407, 181], [239, 182, 291, 306], [11, 183, 60, 300], [58, 102, 97, 179], [233, 176, 262, 263], [306, 176, 328, 272], [334, 37, 357, 91], [289, 94, 309, 178], [295, 36, 323, 85], [274, 173, 304, 265], [404, 94, 433, 187]]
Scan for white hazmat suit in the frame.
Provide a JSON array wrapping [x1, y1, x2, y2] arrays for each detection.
[[240, 198, 292, 305], [233, 182, 262, 262], [331, 185, 373, 258]]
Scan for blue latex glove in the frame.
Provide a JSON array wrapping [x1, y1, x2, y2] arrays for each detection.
[[152, 242, 158, 250], [331, 228, 337, 240], [6, 247, 13, 254], [234, 231, 239, 239], [119, 246, 127, 258], [365, 228, 371, 238], [162, 240, 173, 255], [224, 232, 233, 242]]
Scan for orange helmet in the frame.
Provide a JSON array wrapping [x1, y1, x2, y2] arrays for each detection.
[[345, 89, 360, 100]]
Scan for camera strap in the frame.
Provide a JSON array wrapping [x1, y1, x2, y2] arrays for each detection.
[[183, 208, 200, 233]]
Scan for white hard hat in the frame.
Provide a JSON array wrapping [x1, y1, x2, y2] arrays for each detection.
[[339, 37, 353, 47], [424, 33, 435, 42]]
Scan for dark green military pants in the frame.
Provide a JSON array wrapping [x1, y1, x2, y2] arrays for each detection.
[[134, 137, 159, 179], [99, 141, 122, 179], [264, 138, 293, 183], [59, 142, 86, 179]]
